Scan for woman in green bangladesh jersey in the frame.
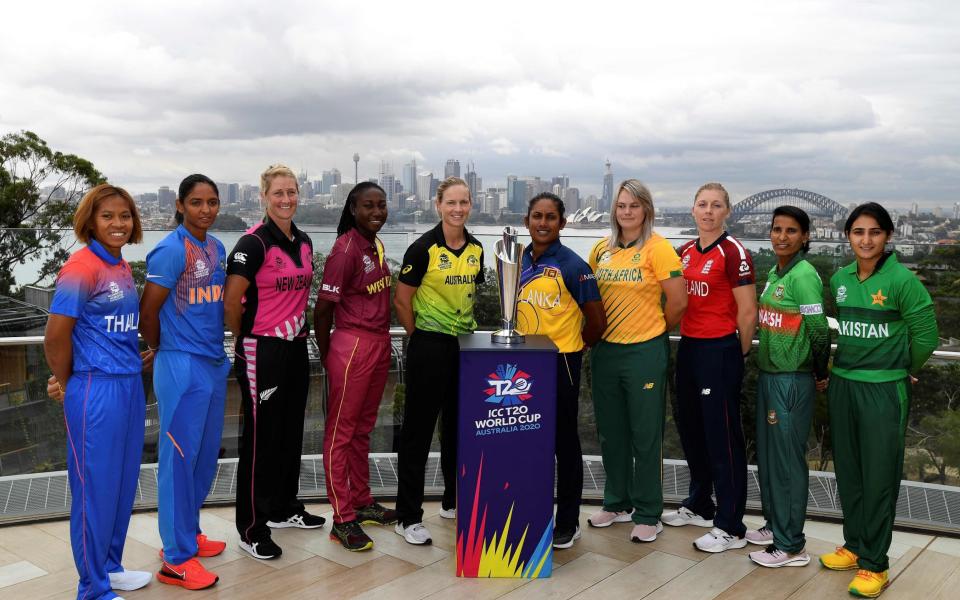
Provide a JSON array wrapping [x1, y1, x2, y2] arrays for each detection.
[[747, 206, 830, 570], [818, 203, 938, 599]]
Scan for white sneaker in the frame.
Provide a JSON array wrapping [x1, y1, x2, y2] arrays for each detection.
[[439, 507, 456, 520], [109, 569, 152, 591], [693, 527, 748, 553], [587, 509, 634, 528], [662, 506, 713, 528], [395, 522, 432, 545]]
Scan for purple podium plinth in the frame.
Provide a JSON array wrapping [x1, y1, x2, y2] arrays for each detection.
[[454, 333, 557, 578]]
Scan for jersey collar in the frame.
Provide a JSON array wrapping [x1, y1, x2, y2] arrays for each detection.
[[431, 221, 475, 253], [88, 239, 122, 265], [775, 253, 805, 279], [843, 250, 896, 281], [177, 223, 206, 247], [524, 239, 562, 264], [695, 231, 729, 254]]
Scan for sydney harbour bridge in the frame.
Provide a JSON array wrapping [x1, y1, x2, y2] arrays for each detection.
[[727, 188, 848, 224]]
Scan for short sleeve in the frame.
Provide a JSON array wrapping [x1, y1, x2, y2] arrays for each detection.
[[724, 243, 755, 287], [475, 248, 486, 285], [398, 241, 429, 287], [50, 261, 96, 319], [794, 264, 825, 314], [560, 254, 601, 306], [650, 239, 683, 281], [227, 234, 265, 281], [145, 240, 185, 290], [317, 239, 352, 303]]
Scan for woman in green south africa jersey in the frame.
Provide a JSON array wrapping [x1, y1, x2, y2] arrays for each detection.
[[746, 206, 830, 570], [818, 203, 938, 599], [393, 176, 484, 546]]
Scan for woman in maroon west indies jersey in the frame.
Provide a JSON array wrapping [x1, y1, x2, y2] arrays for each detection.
[[664, 182, 758, 553], [313, 182, 399, 552], [224, 164, 325, 561]]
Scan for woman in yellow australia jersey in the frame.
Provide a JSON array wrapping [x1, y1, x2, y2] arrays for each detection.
[[586, 179, 687, 543], [517, 192, 607, 550], [393, 176, 485, 545]]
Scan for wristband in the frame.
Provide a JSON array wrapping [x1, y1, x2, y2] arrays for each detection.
[[147, 345, 158, 353]]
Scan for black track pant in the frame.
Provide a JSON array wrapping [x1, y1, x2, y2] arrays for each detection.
[[396, 329, 459, 527], [555, 351, 584, 531], [234, 336, 309, 543]]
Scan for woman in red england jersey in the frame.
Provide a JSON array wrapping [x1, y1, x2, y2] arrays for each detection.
[[665, 182, 758, 553], [225, 164, 324, 560], [314, 182, 398, 552]]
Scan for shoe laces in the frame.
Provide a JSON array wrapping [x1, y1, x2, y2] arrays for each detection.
[[758, 526, 772, 536], [855, 569, 884, 583], [836, 546, 857, 559], [765, 546, 784, 556]]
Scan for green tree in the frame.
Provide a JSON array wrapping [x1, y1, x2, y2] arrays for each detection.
[[0, 131, 104, 295]]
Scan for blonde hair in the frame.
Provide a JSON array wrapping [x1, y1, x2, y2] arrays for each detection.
[[607, 179, 655, 251], [73, 184, 143, 245], [694, 182, 730, 209], [259, 164, 298, 195]]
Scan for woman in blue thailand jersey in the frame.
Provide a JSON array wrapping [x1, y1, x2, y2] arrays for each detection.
[[44, 184, 154, 600], [139, 174, 228, 590]]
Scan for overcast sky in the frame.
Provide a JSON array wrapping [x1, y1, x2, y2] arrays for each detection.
[[1, 0, 958, 208]]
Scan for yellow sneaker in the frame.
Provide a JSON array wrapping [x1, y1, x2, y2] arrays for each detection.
[[819, 546, 859, 571], [848, 569, 889, 597]]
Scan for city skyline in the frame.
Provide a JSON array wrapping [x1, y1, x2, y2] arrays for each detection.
[[1, 2, 958, 209]]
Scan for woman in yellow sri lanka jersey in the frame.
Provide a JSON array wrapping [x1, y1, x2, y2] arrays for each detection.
[[586, 179, 687, 543], [393, 176, 484, 545], [516, 192, 606, 550]]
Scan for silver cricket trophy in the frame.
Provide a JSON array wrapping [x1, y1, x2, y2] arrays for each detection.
[[491, 226, 525, 344]]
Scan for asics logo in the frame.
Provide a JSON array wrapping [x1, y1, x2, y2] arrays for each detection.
[[259, 387, 278, 402], [162, 564, 186, 580]]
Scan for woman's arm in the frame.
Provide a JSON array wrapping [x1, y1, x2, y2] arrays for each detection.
[[44, 315, 76, 402], [580, 300, 607, 347], [394, 282, 418, 336], [732, 283, 759, 355], [660, 276, 688, 330], [313, 298, 335, 360], [224, 274, 250, 337], [139, 282, 170, 350]]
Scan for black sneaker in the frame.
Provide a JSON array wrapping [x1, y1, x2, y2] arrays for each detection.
[[330, 520, 374, 552], [267, 510, 326, 529], [238, 537, 282, 560], [552, 525, 581, 549], [355, 502, 399, 525]]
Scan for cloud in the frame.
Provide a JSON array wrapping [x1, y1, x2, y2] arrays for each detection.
[[0, 0, 957, 207]]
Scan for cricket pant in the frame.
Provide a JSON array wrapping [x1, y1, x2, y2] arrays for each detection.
[[234, 335, 309, 543], [555, 351, 584, 531], [674, 334, 748, 537], [829, 375, 910, 572], [64, 372, 145, 600], [590, 334, 668, 526], [155, 350, 229, 564], [756, 371, 814, 554], [323, 328, 391, 523], [396, 329, 459, 527]]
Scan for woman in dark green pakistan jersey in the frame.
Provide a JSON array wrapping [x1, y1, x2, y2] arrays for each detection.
[[746, 206, 830, 570], [818, 202, 937, 598]]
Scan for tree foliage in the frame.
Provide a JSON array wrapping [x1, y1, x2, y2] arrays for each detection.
[[0, 131, 104, 295]]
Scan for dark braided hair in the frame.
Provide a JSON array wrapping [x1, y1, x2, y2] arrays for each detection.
[[337, 181, 386, 237]]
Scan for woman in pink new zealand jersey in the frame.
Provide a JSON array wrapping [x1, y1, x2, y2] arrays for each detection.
[[224, 164, 323, 561]]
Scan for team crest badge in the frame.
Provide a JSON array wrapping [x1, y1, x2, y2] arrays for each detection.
[[467, 255, 479, 266], [599, 251, 612, 264], [774, 285, 785, 300], [767, 410, 779, 425]]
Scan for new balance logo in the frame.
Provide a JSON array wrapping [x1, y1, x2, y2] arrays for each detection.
[[259, 387, 278, 403], [701, 388, 711, 395]]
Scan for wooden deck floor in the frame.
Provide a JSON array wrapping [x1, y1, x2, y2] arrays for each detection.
[[1, 502, 958, 599]]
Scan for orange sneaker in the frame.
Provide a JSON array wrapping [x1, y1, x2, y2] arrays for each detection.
[[157, 557, 219, 590], [819, 546, 859, 571], [848, 569, 889, 597], [196, 533, 226, 557]]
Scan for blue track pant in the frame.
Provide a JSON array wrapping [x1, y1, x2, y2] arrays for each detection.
[[64, 372, 145, 600], [155, 351, 229, 564]]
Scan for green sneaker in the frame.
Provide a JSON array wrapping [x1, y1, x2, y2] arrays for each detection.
[[329, 520, 374, 552], [355, 502, 398, 525]]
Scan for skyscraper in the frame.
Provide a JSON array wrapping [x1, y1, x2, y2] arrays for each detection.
[[601, 160, 614, 213], [158, 186, 176, 210], [510, 179, 528, 213], [444, 159, 460, 179], [321, 169, 341, 194], [379, 161, 396, 210], [465, 162, 481, 201], [417, 171, 434, 208], [403, 160, 417, 196]]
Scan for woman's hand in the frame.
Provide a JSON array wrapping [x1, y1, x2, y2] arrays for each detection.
[[47, 375, 65, 403], [815, 377, 829, 393], [141, 349, 156, 371]]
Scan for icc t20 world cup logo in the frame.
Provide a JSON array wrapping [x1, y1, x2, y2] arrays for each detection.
[[484, 364, 533, 406]]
